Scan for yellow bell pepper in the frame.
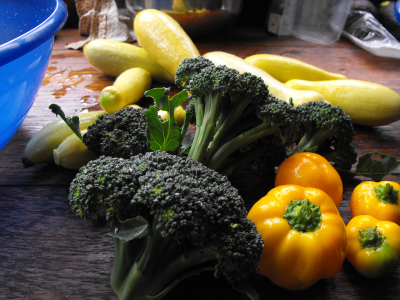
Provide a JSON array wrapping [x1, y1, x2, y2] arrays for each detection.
[[275, 152, 343, 207], [248, 185, 347, 291], [346, 215, 400, 279], [350, 181, 400, 225]]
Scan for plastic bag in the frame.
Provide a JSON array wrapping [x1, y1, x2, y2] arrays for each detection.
[[343, 10, 400, 59]]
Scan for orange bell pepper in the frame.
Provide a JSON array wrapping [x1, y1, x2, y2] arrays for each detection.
[[275, 152, 343, 206]]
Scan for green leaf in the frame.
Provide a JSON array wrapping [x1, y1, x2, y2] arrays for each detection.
[[145, 88, 171, 111], [145, 88, 188, 152], [107, 216, 150, 242], [145, 106, 182, 151], [49, 103, 83, 140], [170, 90, 188, 111], [338, 152, 400, 181]]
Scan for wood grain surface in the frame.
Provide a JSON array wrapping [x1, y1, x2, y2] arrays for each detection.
[[1, 28, 400, 300]]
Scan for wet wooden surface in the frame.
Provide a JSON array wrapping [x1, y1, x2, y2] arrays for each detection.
[[1, 27, 400, 299]]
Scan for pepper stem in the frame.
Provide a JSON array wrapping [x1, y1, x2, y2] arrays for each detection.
[[283, 199, 321, 232], [374, 183, 399, 204], [359, 226, 386, 250]]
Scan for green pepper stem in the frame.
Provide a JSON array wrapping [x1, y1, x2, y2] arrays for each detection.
[[283, 199, 322, 232], [359, 226, 386, 250], [374, 183, 399, 204]]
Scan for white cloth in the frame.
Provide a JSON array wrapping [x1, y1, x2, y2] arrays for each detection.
[[66, 0, 135, 50]]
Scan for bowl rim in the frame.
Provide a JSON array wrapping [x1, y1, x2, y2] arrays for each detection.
[[0, 0, 68, 66]]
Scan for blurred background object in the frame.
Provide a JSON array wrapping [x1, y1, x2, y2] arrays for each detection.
[[265, 0, 293, 36], [377, 1, 400, 39], [343, 0, 400, 58], [395, 0, 400, 24], [65, 0, 135, 49], [349, 0, 400, 39], [124, 0, 243, 37], [62, 0, 400, 41], [289, 0, 354, 44]]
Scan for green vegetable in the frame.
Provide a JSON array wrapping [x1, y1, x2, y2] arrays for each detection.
[[82, 106, 149, 158], [69, 151, 264, 300], [50, 88, 189, 159], [174, 57, 299, 175], [289, 101, 358, 170]]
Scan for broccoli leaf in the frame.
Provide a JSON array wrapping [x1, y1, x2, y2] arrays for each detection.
[[146, 87, 171, 111], [107, 216, 150, 242], [145, 106, 181, 151], [49, 103, 82, 140], [145, 88, 187, 152], [338, 152, 400, 181]]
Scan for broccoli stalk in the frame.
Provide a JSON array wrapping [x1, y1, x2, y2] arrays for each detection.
[[110, 217, 217, 300]]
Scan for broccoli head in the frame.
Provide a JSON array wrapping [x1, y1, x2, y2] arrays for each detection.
[[69, 151, 263, 300], [83, 106, 149, 158], [290, 101, 357, 170], [174, 56, 214, 88]]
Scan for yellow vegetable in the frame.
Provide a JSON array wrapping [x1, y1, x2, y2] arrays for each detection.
[[127, 104, 142, 109], [174, 105, 186, 127], [245, 54, 347, 83], [285, 79, 400, 126], [98, 68, 151, 114], [203, 51, 327, 106], [158, 105, 186, 127], [248, 184, 347, 291], [275, 152, 343, 207], [53, 130, 99, 170], [346, 215, 400, 279], [134, 9, 200, 78], [22, 110, 106, 168], [83, 39, 174, 83], [350, 181, 400, 224]]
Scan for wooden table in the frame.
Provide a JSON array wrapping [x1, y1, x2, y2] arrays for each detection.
[[1, 27, 400, 300]]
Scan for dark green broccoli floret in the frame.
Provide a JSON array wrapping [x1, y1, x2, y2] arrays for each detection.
[[69, 155, 143, 221], [83, 106, 149, 158], [174, 56, 214, 88], [174, 58, 299, 174], [69, 151, 264, 300], [290, 101, 357, 170]]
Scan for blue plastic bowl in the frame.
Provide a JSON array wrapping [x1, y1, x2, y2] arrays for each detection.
[[395, 0, 400, 24], [0, 0, 67, 150]]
